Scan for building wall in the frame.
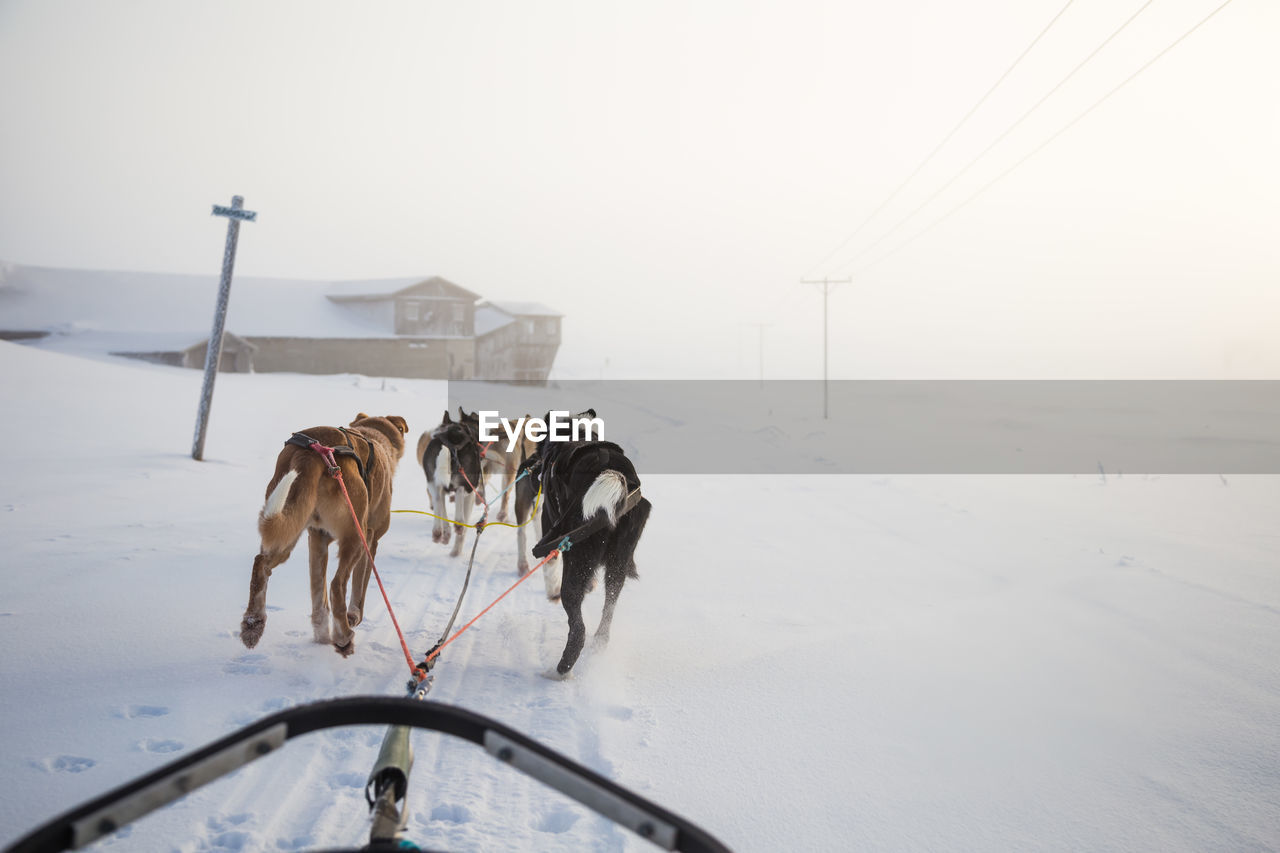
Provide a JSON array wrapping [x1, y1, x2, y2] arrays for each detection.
[[395, 298, 474, 337], [240, 337, 454, 378], [475, 320, 560, 383], [476, 324, 518, 378], [344, 300, 396, 329], [445, 338, 475, 380], [181, 339, 255, 372], [167, 335, 479, 379]]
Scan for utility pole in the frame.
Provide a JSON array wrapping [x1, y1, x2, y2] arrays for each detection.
[[192, 195, 257, 461], [741, 322, 770, 389], [799, 277, 850, 419]]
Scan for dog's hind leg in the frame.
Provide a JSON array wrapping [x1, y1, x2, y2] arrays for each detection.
[[329, 537, 365, 656], [496, 458, 514, 522], [240, 548, 290, 648], [449, 490, 474, 558], [429, 447, 451, 545], [347, 527, 379, 629], [243, 461, 316, 647], [548, 557, 591, 678], [594, 498, 649, 647], [594, 561, 628, 648], [543, 551, 562, 602], [430, 483, 448, 544], [514, 475, 537, 575], [533, 506, 563, 599], [307, 528, 332, 644], [515, 517, 529, 574]]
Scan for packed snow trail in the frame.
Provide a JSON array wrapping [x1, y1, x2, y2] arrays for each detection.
[[3, 342, 1280, 851]]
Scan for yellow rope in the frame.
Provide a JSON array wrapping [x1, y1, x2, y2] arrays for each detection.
[[392, 487, 542, 529]]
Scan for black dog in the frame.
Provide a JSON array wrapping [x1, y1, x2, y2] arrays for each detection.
[[525, 416, 651, 679], [417, 408, 484, 557]]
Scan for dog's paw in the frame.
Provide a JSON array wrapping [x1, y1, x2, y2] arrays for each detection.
[[346, 609, 362, 629], [333, 639, 355, 658], [239, 616, 264, 649], [312, 624, 331, 644], [432, 528, 445, 544], [540, 667, 573, 682]]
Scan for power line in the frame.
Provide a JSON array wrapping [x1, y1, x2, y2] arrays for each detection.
[[832, 0, 1158, 278], [802, 0, 1077, 281], [846, 0, 1240, 278]]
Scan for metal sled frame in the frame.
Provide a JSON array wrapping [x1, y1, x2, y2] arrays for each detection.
[[5, 697, 732, 853]]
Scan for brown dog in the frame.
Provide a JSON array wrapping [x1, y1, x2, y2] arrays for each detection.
[[239, 413, 409, 656]]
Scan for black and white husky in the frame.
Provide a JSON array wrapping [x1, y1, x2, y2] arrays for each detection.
[[525, 414, 651, 679], [416, 408, 484, 558]]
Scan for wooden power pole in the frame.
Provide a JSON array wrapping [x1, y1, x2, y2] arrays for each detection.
[[799, 277, 850, 419], [741, 322, 771, 389]]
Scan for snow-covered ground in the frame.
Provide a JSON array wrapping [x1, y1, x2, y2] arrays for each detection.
[[2, 340, 1278, 851]]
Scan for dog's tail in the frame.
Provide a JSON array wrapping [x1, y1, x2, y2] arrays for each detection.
[[581, 470, 628, 528], [258, 458, 322, 549], [262, 470, 298, 519]]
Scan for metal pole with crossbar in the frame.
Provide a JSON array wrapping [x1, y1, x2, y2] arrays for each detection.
[[192, 196, 257, 461]]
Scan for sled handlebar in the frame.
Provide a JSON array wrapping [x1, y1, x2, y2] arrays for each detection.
[[4, 696, 733, 853]]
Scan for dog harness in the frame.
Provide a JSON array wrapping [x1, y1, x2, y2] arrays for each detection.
[[423, 422, 483, 495], [530, 486, 644, 558], [527, 440, 645, 559], [285, 429, 375, 493]]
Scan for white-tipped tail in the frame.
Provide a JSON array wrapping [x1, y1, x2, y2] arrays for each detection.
[[262, 469, 299, 518], [432, 446, 451, 488], [582, 470, 627, 527]]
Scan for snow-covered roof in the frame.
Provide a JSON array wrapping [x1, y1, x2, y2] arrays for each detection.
[[321, 277, 429, 298], [474, 304, 516, 337], [482, 300, 561, 318], [326, 275, 481, 302]]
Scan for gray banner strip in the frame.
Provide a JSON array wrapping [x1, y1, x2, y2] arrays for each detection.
[[441, 380, 1280, 474]]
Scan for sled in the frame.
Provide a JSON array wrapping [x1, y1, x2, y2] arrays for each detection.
[[4, 696, 733, 853]]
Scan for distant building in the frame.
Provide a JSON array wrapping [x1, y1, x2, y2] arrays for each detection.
[[0, 265, 562, 382], [475, 301, 563, 384], [190, 276, 487, 380]]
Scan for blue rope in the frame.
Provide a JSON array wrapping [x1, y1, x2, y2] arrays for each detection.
[[483, 466, 529, 509]]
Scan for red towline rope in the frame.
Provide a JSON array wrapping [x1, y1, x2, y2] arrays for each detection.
[[414, 549, 560, 677], [307, 442, 417, 674], [310, 438, 553, 688]]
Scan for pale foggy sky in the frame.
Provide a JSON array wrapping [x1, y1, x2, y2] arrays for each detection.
[[1, 0, 1276, 379]]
